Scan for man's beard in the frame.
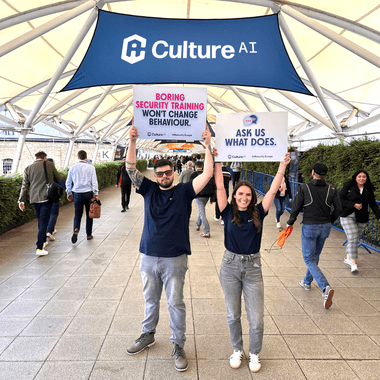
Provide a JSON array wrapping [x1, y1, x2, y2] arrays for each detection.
[[158, 178, 174, 189]]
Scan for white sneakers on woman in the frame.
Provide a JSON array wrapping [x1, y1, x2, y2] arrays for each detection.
[[229, 350, 243, 369], [249, 353, 261, 372], [229, 350, 261, 372], [344, 257, 358, 274]]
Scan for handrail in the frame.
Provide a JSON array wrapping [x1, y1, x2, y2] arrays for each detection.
[[242, 169, 380, 254]]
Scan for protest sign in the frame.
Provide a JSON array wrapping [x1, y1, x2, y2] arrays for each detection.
[[215, 112, 288, 162], [133, 85, 207, 140]]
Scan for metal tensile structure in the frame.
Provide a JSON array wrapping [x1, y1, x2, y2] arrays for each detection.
[[0, 0, 379, 174]]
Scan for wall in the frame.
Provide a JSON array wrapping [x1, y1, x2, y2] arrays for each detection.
[[0, 140, 115, 175]]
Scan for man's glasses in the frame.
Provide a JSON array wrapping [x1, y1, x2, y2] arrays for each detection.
[[155, 170, 173, 178]]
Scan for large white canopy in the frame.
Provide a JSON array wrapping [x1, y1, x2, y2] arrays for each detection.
[[1, 0, 380, 172]]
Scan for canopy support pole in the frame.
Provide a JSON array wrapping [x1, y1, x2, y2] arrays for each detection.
[[280, 4, 380, 69], [11, 126, 30, 174], [255, 88, 273, 111], [74, 86, 113, 137], [23, 4, 103, 133], [0, 0, 97, 58], [92, 142, 100, 164], [277, 12, 341, 132], [34, 88, 88, 125], [229, 86, 256, 112], [77, 93, 132, 136], [63, 139, 76, 169]]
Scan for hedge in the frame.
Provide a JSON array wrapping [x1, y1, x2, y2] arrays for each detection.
[[242, 140, 380, 199], [0, 159, 147, 235]]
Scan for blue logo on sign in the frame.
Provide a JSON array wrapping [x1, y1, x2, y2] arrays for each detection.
[[243, 114, 258, 126], [147, 132, 152, 136]]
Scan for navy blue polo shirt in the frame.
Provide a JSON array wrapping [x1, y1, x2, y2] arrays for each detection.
[[137, 177, 196, 257], [221, 203, 267, 255]]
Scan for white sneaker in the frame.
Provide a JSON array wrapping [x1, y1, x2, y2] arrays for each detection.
[[36, 248, 48, 256], [52, 229, 57, 235], [249, 353, 261, 373], [214, 216, 219, 221], [276, 222, 281, 229], [344, 258, 358, 274], [229, 350, 243, 369], [46, 232, 55, 241], [343, 257, 351, 267], [43, 241, 48, 248], [221, 220, 224, 225]]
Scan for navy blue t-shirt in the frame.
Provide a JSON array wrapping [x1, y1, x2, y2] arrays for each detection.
[[221, 203, 267, 255], [137, 177, 196, 257]]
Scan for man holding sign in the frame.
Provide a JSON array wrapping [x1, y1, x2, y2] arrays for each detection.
[[125, 121, 216, 372]]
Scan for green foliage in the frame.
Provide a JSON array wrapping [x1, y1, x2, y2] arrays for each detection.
[[298, 140, 380, 199], [243, 161, 279, 176], [136, 159, 147, 172], [0, 161, 137, 235]]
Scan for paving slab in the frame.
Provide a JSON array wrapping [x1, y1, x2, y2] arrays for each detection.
[[0, 168, 380, 379]]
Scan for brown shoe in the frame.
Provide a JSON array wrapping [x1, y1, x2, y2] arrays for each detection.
[[87, 235, 93, 240], [202, 233, 211, 238]]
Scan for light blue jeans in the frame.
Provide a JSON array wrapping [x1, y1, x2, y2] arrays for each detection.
[[301, 223, 331, 291], [140, 253, 188, 348], [220, 250, 264, 355], [274, 197, 287, 222], [195, 197, 210, 234]]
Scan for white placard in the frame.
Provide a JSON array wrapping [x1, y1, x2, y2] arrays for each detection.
[[215, 112, 288, 162], [133, 85, 207, 140]]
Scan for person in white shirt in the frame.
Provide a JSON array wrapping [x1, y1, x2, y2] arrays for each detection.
[[66, 150, 99, 243]]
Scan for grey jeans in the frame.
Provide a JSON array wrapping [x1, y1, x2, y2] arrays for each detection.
[[220, 250, 264, 354], [140, 253, 188, 348]]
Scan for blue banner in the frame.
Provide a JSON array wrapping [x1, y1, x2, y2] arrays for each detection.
[[62, 10, 312, 96]]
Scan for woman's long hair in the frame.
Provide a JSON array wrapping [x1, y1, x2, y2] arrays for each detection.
[[347, 170, 375, 192], [230, 180, 261, 232]]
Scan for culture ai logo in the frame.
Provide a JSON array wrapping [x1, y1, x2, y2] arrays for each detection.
[[121, 34, 257, 64], [243, 114, 258, 126], [121, 34, 146, 64]]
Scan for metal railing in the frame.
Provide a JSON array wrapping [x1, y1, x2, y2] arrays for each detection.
[[242, 169, 380, 254]]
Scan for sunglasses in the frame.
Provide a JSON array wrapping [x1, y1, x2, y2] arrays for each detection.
[[155, 170, 173, 178]]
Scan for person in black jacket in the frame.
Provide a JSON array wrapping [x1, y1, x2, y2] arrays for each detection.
[[274, 175, 292, 229], [339, 170, 380, 274], [116, 157, 132, 212], [287, 163, 342, 309], [190, 161, 215, 238]]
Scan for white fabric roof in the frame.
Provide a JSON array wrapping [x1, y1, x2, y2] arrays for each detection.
[[1, 0, 380, 168]]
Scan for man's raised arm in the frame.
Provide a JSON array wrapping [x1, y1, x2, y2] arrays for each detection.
[[192, 125, 217, 195], [126, 121, 144, 190]]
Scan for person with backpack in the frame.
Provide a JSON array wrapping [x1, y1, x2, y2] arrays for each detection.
[[18, 151, 63, 256], [287, 163, 342, 309]]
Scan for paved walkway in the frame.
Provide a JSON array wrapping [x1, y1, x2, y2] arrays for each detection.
[[1, 168, 380, 380]]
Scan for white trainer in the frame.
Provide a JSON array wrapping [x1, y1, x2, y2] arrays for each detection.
[[52, 229, 57, 235], [249, 353, 261, 373], [46, 232, 55, 241], [229, 350, 243, 369], [221, 220, 224, 225], [276, 222, 281, 229], [351, 263, 358, 274], [214, 216, 219, 221], [36, 249, 48, 256]]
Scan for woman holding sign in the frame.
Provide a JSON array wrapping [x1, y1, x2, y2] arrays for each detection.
[[215, 153, 290, 373]]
